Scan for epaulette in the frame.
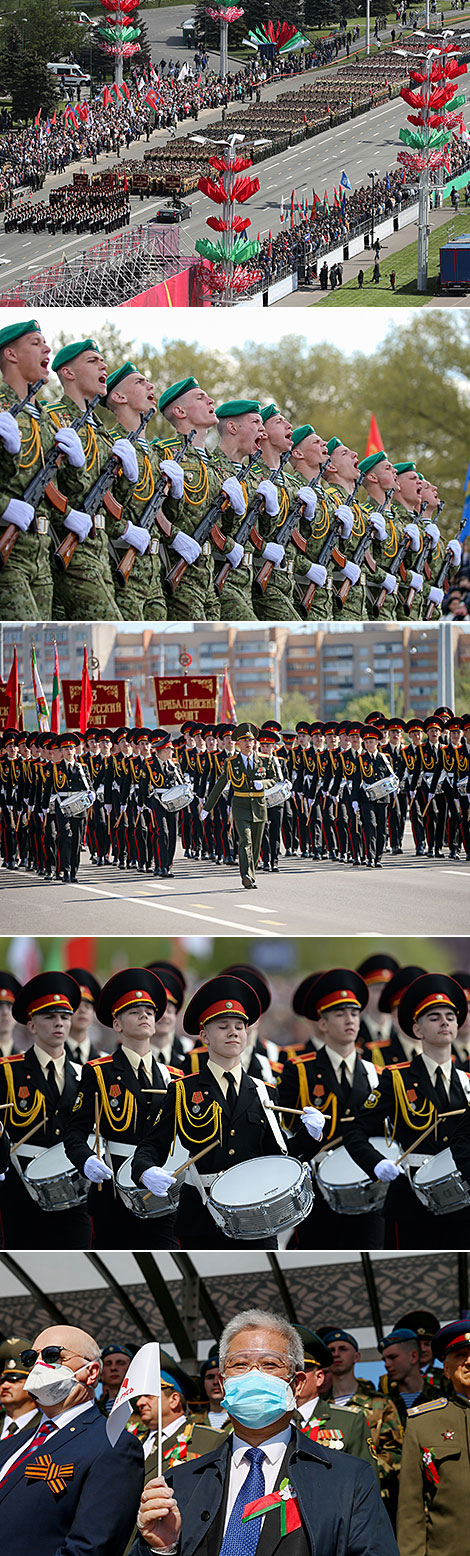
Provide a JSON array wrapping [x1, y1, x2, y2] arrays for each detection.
[[364, 1038, 392, 1051], [168, 1066, 184, 1078], [271, 1061, 284, 1074], [342, 1404, 362, 1414], [383, 1061, 411, 1071], [0, 1052, 24, 1064], [293, 1051, 318, 1066], [407, 1398, 448, 1416], [88, 1055, 114, 1066], [46, 401, 67, 412], [155, 436, 181, 452]]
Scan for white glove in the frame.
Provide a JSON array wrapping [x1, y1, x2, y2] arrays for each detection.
[[120, 521, 150, 555], [352, 800, 359, 813], [113, 438, 139, 483], [446, 538, 462, 566], [306, 562, 327, 587], [83, 1155, 113, 1183], [172, 530, 201, 564], [335, 504, 354, 538], [54, 426, 86, 468], [297, 486, 317, 522], [141, 1166, 177, 1195], [256, 478, 279, 517], [382, 571, 397, 595], [368, 512, 386, 540], [159, 457, 184, 498], [66, 508, 93, 542], [0, 411, 21, 454], [428, 585, 444, 607], [227, 542, 244, 569], [263, 541, 285, 565], [342, 560, 361, 586], [222, 476, 245, 516], [254, 780, 263, 790], [404, 521, 420, 552], [0, 1173, 6, 1181], [374, 1159, 403, 1182], [1, 497, 34, 531], [301, 1105, 325, 1141], [409, 570, 423, 593], [425, 522, 440, 549], [105, 804, 112, 814], [200, 807, 208, 820]]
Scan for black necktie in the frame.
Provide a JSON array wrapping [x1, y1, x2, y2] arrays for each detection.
[[46, 1060, 60, 1108], [338, 1060, 351, 1104], [223, 1072, 238, 1114], [137, 1060, 148, 1090], [434, 1066, 449, 1114], [6, 1421, 18, 1435]]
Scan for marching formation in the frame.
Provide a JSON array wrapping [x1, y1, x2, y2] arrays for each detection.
[[0, 321, 462, 622], [0, 953, 469, 1256], [1, 705, 469, 890]]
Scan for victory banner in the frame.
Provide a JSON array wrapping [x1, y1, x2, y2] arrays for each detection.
[[0, 685, 23, 731], [62, 679, 128, 730], [154, 675, 218, 727]]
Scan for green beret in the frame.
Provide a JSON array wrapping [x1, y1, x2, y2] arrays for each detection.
[[52, 340, 100, 373], [291, 425, 315, 449], [0, 319, 40, 351], [158, 377, 199, 414], [417, 471, 424, 481], [260, 403, 279, 424], [326, 437, 343, 455], [216, 399, 260, 419], [359, 451, 387, 476], [105, 362, 139, 396], [394, 461, 416, 475]]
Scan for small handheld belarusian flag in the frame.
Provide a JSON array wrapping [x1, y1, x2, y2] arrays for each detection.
[[31, 644, 50, 732]]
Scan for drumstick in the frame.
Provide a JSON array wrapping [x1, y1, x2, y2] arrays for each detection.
[[10, 1116, 48, 1156], [140, 1089, 167, 1094], [267, 1107, 351, 1123], [396, 1109, 467, 1165], [142, 1141, 216, 1202], [94, 1094, 103, 1194], [0, 1102, 13, 1110]]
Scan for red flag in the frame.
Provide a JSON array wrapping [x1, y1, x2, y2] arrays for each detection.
[[50, 641, 61, 735], [79, 645, 93, 735], [51, 110, 57, 126], [64, 105, 79, 128], [144, 89, 158, 110], [103, 86, 112, 107], [134, 693, 144, 728], [34, 108, 42, 127], [365, 414, 385, 458], [4, 647, 19, 730], [111, 83, 122, 99], [121, 81, 130, 100], [123, 171, 128, 192], [220, 666, 236, 724]]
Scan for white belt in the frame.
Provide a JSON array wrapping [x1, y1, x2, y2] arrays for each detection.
[[107, 1141, 134, 1159], [36, 517, 49, 535], [196, 1172, 217, 1188], [94, 515, 105, 531], [150, 539, 159, 555], [201, 541, 212, 557]]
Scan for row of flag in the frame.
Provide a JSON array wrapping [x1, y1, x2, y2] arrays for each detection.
[[1, 645, 237, 737], [279, 168, 408, 226]]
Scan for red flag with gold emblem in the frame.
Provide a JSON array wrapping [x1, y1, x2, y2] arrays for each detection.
[[365, 414, 385, 458]]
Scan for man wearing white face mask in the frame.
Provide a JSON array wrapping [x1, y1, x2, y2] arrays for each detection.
[[131, 1308, 399, 1556], [0, 1323, 144, 1556]]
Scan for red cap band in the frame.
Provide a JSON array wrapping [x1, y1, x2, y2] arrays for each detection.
[[200, 999, 248, 1025], [112, 990, 156, 1017]]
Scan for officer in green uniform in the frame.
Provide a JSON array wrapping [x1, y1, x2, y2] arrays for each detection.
[[200, 721, 277, 888], [253, 405, 314, 621], [322, 438, 367, 619], [293, 1327, 379, 1475], [214, 399, 285, 621], [397, 1320, 470, 1556], [0, 319, 84, 620], [157, 377, 246, 621], [321, 1327, 404, 1529], [358, 451, 401, 620]]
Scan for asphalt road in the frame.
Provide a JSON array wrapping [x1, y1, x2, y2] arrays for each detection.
[[0, 95, 412, 287], [2, 828, 468, 936]]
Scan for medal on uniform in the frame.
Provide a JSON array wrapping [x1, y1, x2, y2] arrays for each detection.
[[191, 1090, 204, 1114], [18, 1086, 29, 1110], [109, 1083, 121, 1108]]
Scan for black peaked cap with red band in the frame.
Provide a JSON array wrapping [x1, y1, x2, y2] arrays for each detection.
[[13, 971, 81, 1026], [398, 973, 467, 1038], [183, 975, 261, 1036], [302, 968, 369, 1021], [97, 968, 167, 1028]]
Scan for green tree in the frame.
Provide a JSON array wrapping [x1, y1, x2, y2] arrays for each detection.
[[333, 691, 407, 720], [20, 0, 78, 64], [0, 28, 58, 120], [454, 663, 470, 715]]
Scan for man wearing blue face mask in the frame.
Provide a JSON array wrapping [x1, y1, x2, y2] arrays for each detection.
[[131, 1308, 399, 1556]]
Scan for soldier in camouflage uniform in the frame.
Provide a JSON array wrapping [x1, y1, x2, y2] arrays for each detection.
[[0, 319, 83, 621], [321, 438, 368, 620], [391, 462, 438, 622], [321, 1327, 404, 1529], [253, 405, 317, 622], [103, 362, 168, 621], [377, 1326, 443, 1430], [157, 377, 247, 622], [288, 425, 341, 620], [397, 1319, 470, 1556], [357, 451, 401, 621], [214, 399, 285, 621], [419, 473, 461, 618]]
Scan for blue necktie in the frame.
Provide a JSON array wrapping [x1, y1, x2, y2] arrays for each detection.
[[219, 1446, 266, 1556]]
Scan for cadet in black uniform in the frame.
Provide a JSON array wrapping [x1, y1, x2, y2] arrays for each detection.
[[132, 973, 324, 1250], [0, 972, 91, 1249], [65, 968, 103, 1068], [62, 968, 182, 1249], [42, 731, 91, 882], [351, 725, 396, 867]]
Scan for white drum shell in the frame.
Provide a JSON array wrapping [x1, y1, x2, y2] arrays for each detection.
[[412, 1148, 470, 1215], [363, 776, 399, 802], [116, 1137, 189, 1218], [265, 780, 292, 809], [56, 789, 94, 819], [316, 1137, 400, 1215], [158, 782, 194, 813], [207, 1155, 313, 1239]]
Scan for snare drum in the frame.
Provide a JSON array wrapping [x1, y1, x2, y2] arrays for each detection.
[[363, 775, 399, 803], [316, 1136, 400, 1215], [411, 1148, 470, 1215], [56, 789, 95, 819], [22, 1132, 107, 1212], [207, 1155, 313, 1240], [265, 780, 292, 809], [116, 1137, 189, 1219], [158, 781, 194, 813]]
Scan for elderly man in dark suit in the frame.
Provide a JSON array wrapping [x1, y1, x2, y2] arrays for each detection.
[[0, 1323, 144, 1556], [129, 1308, 399, 1556]]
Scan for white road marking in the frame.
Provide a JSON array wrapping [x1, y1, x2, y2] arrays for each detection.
[[72, 881, 281, 935]]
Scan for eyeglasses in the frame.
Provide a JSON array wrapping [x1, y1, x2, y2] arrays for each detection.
[[20, 1347, 91, 1369], [223, 1352, 294, 1377]]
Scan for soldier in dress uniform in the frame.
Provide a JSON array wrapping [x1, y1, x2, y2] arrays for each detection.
[[356, 953, 400, 1066], [131, 973, 324, 1250], [351, 725, 396, 867], [64, 968, 103, 1067], [138, 730, 183, 878], [103, 726, 132, 869], [145, 961, 187, 1070], [0, 971, 91, 1249], [62, 967, 182, 1249], [0, 973, 20, 1060], [42, 732, 91, 882], [397, 1320, 470, 1556], [201, 722, 278, 889], [292, 1326, 379, 1475]]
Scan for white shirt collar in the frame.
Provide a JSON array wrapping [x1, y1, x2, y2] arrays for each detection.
[[422, 1053, 453, 1085], [39, 1399, 95, 1431], [323, 1044, 356, 1081], [33, 1044, 66, 1078], [161, 1412, 187, 1441], [121, 1045, 153, 1079], [232, 1425, 292, 1465], [207, 1059, 242, 1094]]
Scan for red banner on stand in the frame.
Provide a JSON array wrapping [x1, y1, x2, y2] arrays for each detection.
[[62, 680, 128, 729], [154, 675, 218, 727]]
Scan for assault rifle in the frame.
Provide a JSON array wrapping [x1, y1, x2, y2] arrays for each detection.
[[55, 408, 155, 573], [0, 379, 45, 569]]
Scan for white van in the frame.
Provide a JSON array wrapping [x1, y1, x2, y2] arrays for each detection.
[[47, 62, 91, 88]]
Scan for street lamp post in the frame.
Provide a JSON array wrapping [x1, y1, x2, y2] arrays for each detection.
[[368, 168, 379, 249]]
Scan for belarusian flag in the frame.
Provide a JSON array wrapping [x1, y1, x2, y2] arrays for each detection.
[[333, 187, 341, 208], [365, 414, 385, 458], [121, 82, 130, 101], [31, 644, 50, 732], [243, 1480, 301, 1537], [50, 641, 61, 735], [323, 191, 330, 213]]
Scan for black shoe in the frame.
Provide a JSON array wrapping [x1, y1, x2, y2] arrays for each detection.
[[70, 873, 77, 882], [263, 864, 270, 872], [367, 860, 373, 868], [375, 861, 383, 868], [416, 844, 425, 856], [271, 864, 279, 872], [352, 860, 360, 867], [242, 875, 255, 889], [154, 867, 161, 877], [427, 848, 434, 857], [435, 851, 444, 859], [62, 871, 70, 883]]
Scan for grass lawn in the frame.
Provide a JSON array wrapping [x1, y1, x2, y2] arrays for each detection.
[[315, 211, 470, 306]]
